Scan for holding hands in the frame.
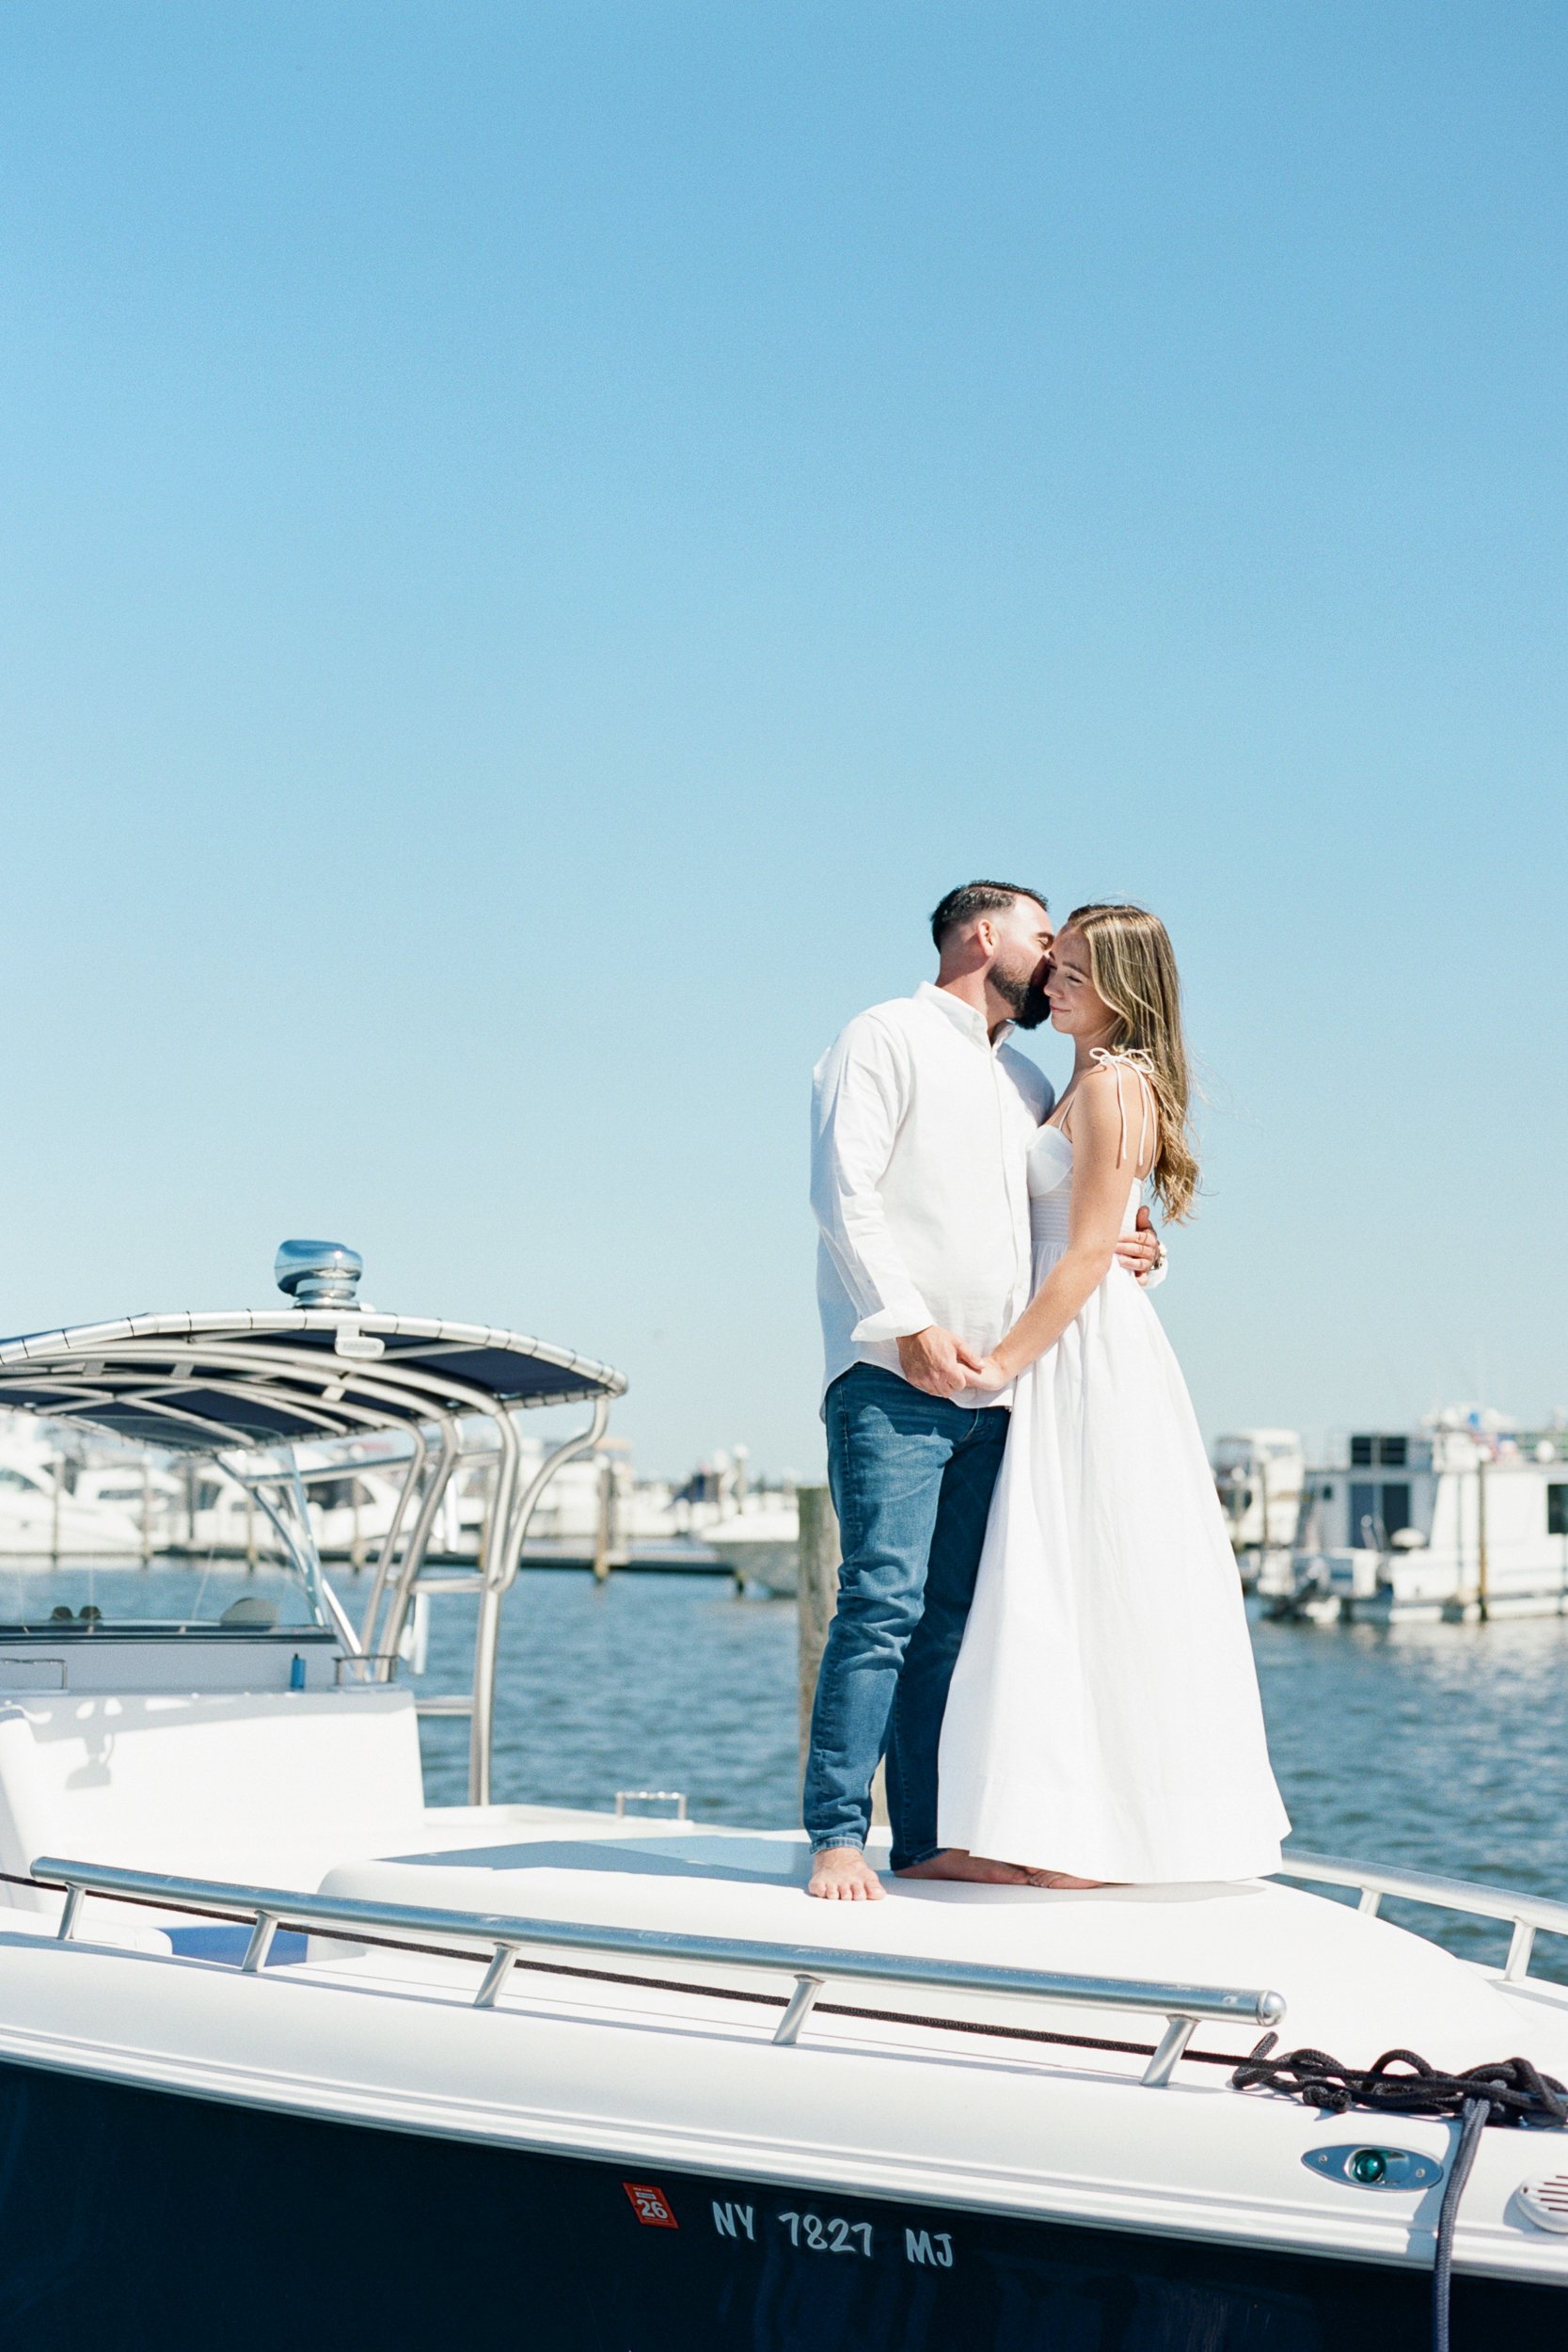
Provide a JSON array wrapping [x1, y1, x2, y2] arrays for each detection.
[[898, 1208, 1164, 1402], [895, 1326, 988, 1399]]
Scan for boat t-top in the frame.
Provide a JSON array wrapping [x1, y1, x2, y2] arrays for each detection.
[[0, 1243, 1564, 2350]]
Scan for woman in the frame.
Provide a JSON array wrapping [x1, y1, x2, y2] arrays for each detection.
[[934, 903, 1290, 1885]]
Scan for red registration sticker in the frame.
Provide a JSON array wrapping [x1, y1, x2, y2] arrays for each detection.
[[624, 2182, 678, 2229]]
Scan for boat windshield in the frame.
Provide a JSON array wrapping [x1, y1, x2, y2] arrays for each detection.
[[0, 1455, 336, 1640]]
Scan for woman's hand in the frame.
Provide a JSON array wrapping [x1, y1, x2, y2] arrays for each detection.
[[960, 1354, 1012, 1394]]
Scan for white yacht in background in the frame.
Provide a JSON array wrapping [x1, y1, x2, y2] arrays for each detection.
[[0, 1249, 1564, 2349], [672, 1444, 800, 1591], [1212, 1429, 1306, 1583], [1273, 1408, 1568, 1623], [0, 1411, 150, 1558]]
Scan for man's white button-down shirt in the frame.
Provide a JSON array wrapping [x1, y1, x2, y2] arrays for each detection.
[[811, 982, 1054, 1406]]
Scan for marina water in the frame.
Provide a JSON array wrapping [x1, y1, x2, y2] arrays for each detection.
[[333, 1566, 1568, 1984]]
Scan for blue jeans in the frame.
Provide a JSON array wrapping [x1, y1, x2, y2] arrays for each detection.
[[803, 1365, 1009, 1871]]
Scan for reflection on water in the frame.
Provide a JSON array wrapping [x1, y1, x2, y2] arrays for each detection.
[[374, 1569, 1568, 1979]]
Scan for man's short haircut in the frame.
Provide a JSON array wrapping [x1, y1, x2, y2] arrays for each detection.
[[929, 880, 1050, 949]]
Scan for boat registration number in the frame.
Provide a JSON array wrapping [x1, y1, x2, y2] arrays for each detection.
[[713, 2202, 954, 2267]]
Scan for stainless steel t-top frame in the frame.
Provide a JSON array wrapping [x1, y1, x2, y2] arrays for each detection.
[[0, 1301, 626, 1805], [355, 1389, 612, 1801]]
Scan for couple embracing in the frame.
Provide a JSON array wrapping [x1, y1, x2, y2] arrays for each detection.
[[804, 881, 1289, 1901]]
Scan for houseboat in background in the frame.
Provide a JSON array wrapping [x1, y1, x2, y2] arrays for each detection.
[[1267, 1407, 1568, 1623]]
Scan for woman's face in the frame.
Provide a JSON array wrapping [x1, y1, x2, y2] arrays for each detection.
[[1045, 930, 1116, 1042]]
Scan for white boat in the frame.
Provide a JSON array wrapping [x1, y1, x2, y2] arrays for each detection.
[[1275, 1409, 1568, 1623], [673, 1446, 800, 1591], [0, 1413, 151, 1559], [1213, 1429, 1306, 1578], [0, 1246, 1565, 2348]]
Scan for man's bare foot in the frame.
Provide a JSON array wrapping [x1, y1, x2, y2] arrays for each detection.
[[807, 1845, 886, 1900], [895, 1849, 1035, 1885], [1023, 1867, 1113, 1889]]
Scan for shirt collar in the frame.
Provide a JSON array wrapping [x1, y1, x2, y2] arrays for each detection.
[[914, 980, 1013, 1053]]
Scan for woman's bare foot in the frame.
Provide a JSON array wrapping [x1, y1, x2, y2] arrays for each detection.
[[895, 1849, 1035, 1885], [807, 1845, 886, 1900], [1023, 1867, 1113, 1889]]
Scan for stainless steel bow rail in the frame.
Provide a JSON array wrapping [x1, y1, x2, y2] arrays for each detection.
[[34, 1855, 1284, 2089], [1276, 1850, 1568, 1984]]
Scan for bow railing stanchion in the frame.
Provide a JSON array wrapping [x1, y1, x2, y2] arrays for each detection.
[[1142, 2016, 1199, 2088], [30, 1854, 1286, 2090], [772, 1974, 824, 2046], [242, 1912, 278, 1973], [474, 1944, 517, 2009], [55, 1884, 84, 1942]]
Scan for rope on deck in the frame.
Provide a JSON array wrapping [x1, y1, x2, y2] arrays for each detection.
[[1231, 2042, 1567, 2352]]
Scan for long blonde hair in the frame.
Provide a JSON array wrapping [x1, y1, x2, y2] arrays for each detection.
[[1064, 902, 1199, 1222]]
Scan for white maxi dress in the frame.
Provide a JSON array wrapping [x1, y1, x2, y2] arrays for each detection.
[[937, 1068, 1290, 1882]]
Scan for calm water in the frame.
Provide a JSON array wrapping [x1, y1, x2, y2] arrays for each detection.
[[335, 1565, 1568, 1979]]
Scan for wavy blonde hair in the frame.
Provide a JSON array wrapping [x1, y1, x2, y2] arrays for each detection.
[[1063, 902, 1199, 1222]]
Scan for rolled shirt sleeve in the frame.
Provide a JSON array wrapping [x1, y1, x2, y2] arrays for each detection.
[[811, 1017, 935, 1343]]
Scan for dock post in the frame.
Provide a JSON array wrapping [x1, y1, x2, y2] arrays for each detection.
[[1476, 1452, 1490, 1623], [593, 1455, 613, 1581], [797, 1485, 887, 1826], [797, 1486, 840, 1773]]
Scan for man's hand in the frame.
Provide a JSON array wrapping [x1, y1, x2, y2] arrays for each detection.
[[1115, 1204, 1164, 1286], [897, 1326, 987, 1399]]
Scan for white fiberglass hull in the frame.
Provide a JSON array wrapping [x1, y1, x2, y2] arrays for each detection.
[[3, 1820, 1568, 2348]]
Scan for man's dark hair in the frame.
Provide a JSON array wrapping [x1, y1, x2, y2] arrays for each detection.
[[929, 880, 1050, 949]]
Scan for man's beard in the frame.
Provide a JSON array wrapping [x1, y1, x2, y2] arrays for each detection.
[[991, 961, 1052, 1029]]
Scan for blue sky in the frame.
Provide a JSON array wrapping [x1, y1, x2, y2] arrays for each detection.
[[1, 3, 1563, 1476]]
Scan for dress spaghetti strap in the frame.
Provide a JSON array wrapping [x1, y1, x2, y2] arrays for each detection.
[[1069, 1046, 1156, 1170]]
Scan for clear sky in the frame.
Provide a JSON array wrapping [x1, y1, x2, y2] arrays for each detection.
[[1, 4, 1563, 1479]]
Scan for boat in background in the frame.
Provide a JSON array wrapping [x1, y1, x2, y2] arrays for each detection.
[[0, 1252, 1564, 2348], [11, 1409, 790, 1582], [1269, 1407, 1568, 1623], [673, 1447, 800, 1592], [0, 1411, 155, 1559], [1212, 1429, 1305, 1589]]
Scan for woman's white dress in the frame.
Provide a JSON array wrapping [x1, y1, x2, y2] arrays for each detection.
[[937, 1097, 1290, 1882]]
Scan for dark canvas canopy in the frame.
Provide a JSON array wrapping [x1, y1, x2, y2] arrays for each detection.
[[0, 1311, 626, 1455]]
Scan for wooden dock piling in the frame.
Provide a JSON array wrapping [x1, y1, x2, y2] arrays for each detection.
[[796, 1483, 887, 1827], [796, 1485, 841, 1772]]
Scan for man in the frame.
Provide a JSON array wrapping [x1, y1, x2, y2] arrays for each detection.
[[804, 881, 1163, 1900]]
